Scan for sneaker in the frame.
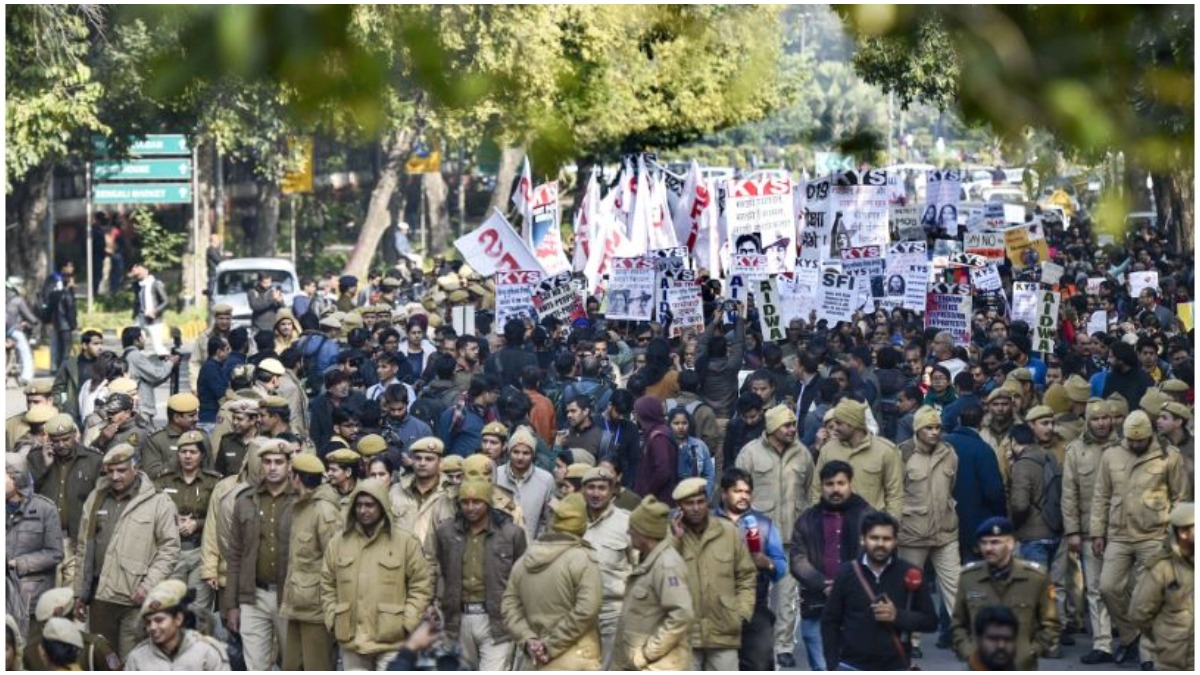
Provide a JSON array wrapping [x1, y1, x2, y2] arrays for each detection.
[[1044, 646, 1063, 659], [1081, 650, 1115, 665], [776, 653, 796, 668]]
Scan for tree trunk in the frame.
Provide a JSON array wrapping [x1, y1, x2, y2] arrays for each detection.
[[252, 179, 281, 257], [423, 171, 451, 255], [487, 145, 525, 217], [1152, 158, 1194, 253], [183, 137, 217, 306], [7, 166, 52, 291], [343, 127, 416, 280]]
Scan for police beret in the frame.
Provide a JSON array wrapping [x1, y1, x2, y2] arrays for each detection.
[[291, 453, 325, 476], [103, 393, 134, 414], [254, 439, 291, 458], [356, 434, 388, 457], [1008, 368, 1033, 383], [227, 399, 261, 415], [177, 430, 206, 449], [566, 463, 590, 480], [140, 579, 188, 618], [409, 437, 445, 456], [1140, 389, 1168, 417], [257, 358, 285, 376], [672, 477, 708, 502], [260, 395, 289, 411], [34, 587, 74, 622], [43, 617, 84, 648], [107, 377, 138, 395], [1161, 379, 1190, 394], [1024, 405, 1055, 422], [326, 448, 361, 466], [986, 388, 1015, 403], [213, 303, 234, 315], [975, 517, 1016, 540], [481, 422, 509, 439], [167, 393, 199, 413], [319, 314, 342, 330], [23, 378, 53, 395], [582, 466, 616, 485], [1161, 401, 1192, 422], [441, 455, 464, 473], [102, 443, 137, 466], [24, 404, 58, 425]]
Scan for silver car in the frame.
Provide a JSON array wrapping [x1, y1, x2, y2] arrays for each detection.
[[210, 257, 299, 328]]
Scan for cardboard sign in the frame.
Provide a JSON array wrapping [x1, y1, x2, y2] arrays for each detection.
[[494, 270, 543, 332], [892, 205, 924, 242], [1086, 310, 1108, 337], [1011, 282, 1041, 326], [730, 254, 770, 281], [926, 284, 972, 344], [455, 209, 544, 276], [923, 169, 963, 238], [1129, 271, 1159, 297], [964, 232, 1005, 263], [1041, 262, 1064, 286], [816, 271, 857, 325], [533, 273, 581, 323], [1033, 290, 1061, 354], [970, 264, 1003, 292], [725, 177, 795, 275], [756, 278, 786, 343], [661, 273, 705, 338], [1004, 224, 1049, 270], [605, 257, 656, 321]]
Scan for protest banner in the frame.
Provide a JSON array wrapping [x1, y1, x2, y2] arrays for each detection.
[[1041, 262, 1064, 286], [829, 169, 891, 254], [494, 270, 543, 333], [605, 257, 656, 321], [948, 252, 987, 269], [528, 181, 571, 275], [931, 239, 963, 273], [891, 204, 924, 242], [1086, 310, 1108, 337], [455, 209, 544, 276], [882, 241, 928, 312], [816, 271, 857, 325], [730, 254, 770, 280], [1004, 203, 1026, 226], [659, 270, 704, 338], [725, 176, 796, 275], [801, 176, 834, 262], [756, 278, 787, 343], [923, 169, 963, 237], [970, 264, 1003, 293], [1011, 282, 1041, 326], [842, 257, 885, 311], [964, 232, 1005, 263], [572, 170, 599, 271], [1004, 224, 1049, 270], [926, 283, 972, 344], [532, 272, 581, 323], [512, 156, 533, 241], [1129, 271, 1159, 297], [1033, 290, 1061, 354]]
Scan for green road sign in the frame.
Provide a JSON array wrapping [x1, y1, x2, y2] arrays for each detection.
[[95, 159, 193, 181], [93, 183, 192, 205], [92, 134, 190, 157]]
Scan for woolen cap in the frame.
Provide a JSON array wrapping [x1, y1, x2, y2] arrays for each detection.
[[463, 454, 494, 478], [831, 399, 868, 430], [1123, 411, 1154, 440], [507, 426, 538, 452], [550, 493, 588, 536], [629, 495, 670, 539], [102, 443, 136, 466], [291, 453, 325, 476], [1140, 389, 1168, 417], [43, 617, 84, 648], [1064, 375, 1092, 403], [1043, 384, 1070, 415], [1107, 393, 1129, 416], [913, 406, 942, 432], [45, 413, 77, 436], [34, 587, 74, 622], [1161, 379, 1189, 394], [764, 404, 798, 434], [566, 462, 590, 480], [458, 478, 493, 505], [167, 393, 199, 413], [409, 437, 445, 456], [672, 477, 709, 502], [356, 434, 388, 457], [1024, 405, 1055, 422]]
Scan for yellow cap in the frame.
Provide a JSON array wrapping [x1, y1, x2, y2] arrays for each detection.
[[481, 421, 509, 440], [356, 434, 388, 457], [292, 453, 326, 475], [102, 443, 137, 466], [140, 579, 188, 618], [167, 393, 199, 413], [1140, 389, 1168, 417], [550, 493, 588, 536], [409, 437, 445, 456], [914, 406, 942, 432], [441, 455, 464, 473], [629, 495, 670, 539], [1043, 384, 1070, 414], [108, 377, 138, 395], [1123, 411, 1154, 440], [672, 477, 709, 502], [25, 404, 58, 424], [1025, 405, 1055, 422], [463, 454, 493, 478], [326, 448, 362, 466], [458, 478, 493, 505], [1064, 375, 1092, 403]]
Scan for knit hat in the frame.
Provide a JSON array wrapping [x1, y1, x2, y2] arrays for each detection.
[[765, 404, 798, 434], [629, 495, 670, 540], [507, 426, 538, 452], [550, 493, 588, 536], [1169, 502, 1195, 528], [1123, 411, 1154, 440], [43, 617, 83, 648], [458, 478, 493, 505], [831, 399, 868, 430], [1024, 405, 1055, 422], [463, 454, 494, 479], [672, 477, 709, 502], [1043, 384, 1070, 414], [913, 406, 942, 432], [1140, 389, 1168, 417], [1161, 401, 1192, 422], [1107, 393, 1129, 416], [34, 587, 74, 622], [1084, 399, 1110, 422], [481, 421, 509, 440], [1063, 375, 1092, 403]]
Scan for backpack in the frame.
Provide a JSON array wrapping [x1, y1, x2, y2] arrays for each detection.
[[298, 334, 331, 396], [408, 395, 445, 431], [558, 379, 612, 425], [1017, 452, 1064, 534]]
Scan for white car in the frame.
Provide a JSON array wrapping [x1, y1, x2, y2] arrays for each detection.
[[210, 258, 300, 328]]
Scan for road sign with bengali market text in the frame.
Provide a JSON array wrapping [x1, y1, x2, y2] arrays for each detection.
[[92, 183, 192, 205]]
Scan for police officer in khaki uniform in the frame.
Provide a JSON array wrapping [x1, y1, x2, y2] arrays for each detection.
[[1156, 401, 1194, 498], [325, 447, 362, 508], [811, 398, 904, 518], [216, 398, 260, 477], [74, 444, 181, 657], [390, 436, 457, 551], [28, 414, 103, 589], [140, 393, 209, 479], [86, 393, 150, 458], [979, 387, 1018, 485], [951, 517, 1059, 671], [124, 579, 228, 670], [613, 495, 694, 670], [1130, 502, 1194, 672], [24, 586, 121, 671], [6, 378, 54, 453], [1061, 399, 1120, 664], [153, 430, 221, 611], [461, 453, 524, 530], [10, 403, 58, 458], [1090, 411, 1189, 667], [579, 466, 633, 667]]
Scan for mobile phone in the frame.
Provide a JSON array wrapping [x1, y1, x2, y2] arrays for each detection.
[[876, 592, 891, 605]]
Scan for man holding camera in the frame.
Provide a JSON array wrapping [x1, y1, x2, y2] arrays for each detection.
[[248, 273, 284, 336]]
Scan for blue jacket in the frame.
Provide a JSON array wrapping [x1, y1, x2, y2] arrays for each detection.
[[940, 393, 981, 434], [715, 506, 786, 607], [436, 403, 492, 458], [198, 358, 229, 424], [944, 427, 1008, 555]]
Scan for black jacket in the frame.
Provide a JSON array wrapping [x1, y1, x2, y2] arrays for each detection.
[[722, 416, 764, 469], [789, 494, 873, 618], [484, 347, 538, 390], [821, 556, 939, 671]]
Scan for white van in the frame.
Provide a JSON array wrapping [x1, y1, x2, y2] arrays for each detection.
[[210, 258, 299, 328]]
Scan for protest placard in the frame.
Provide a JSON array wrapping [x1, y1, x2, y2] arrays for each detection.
[[528, 182, 570, 275], [883, 241, 928, 312], [1086, 310, 1108, 337], [455, 209, 544, 276], [926, 283, 972, 344], [984, 202, 1005, 230], [964, 232, 1005, 263], [660, 271, 704, 338], [725, 176, 795, 275], [1033, 290, 1061, 354], [924, 169, 963, 237], [451, 305, 476, 336], [816, 271, 857, 325], [756, 278, 787, 342], [1178, 303, 1194, 333], [787, 258, 821, 322], [970, 264, 1003, 292], [730, 254, 770, 280], [532, 272, 581, 323], [494, 270, 543, 332], [1129, 271, 1159, 297], [1011, 282, 1041, 326], [1086, 277, 1104, 295], [1004, 224, 1049, 270], [1041, 262, 1064, 286], [829, 169, 892, 253], [605, 257, 656, 321], [891, 205, 924, 242]]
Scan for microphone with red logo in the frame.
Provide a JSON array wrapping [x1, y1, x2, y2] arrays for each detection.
[[903, 567, 924, 613]]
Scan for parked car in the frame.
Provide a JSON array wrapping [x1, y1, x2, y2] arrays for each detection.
[[209, 257, 299, 328]]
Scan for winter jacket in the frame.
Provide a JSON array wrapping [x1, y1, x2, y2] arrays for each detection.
[[734, 432, 815, 545], [197, 358, 229, 424], [501, 533, 603, 670], [6, 489, 65, 612], [51, 355, 92, 424], [309, 391, 368, 454], [222, 482, 298, 611], [944, 428, 1009, 553], [320, 480, 434, 654], [132, 277, 167, 323], [1129, 534, 1194, 671], [897, 438, 960, 548], [1009, 447, 1058, 541], [696, 318, 746, 417], [75, 473, 181, 606], [1090, 439, 1189, 543], [436, 401, 491, 458], [279, 483, 341, 624], [485, 346, 538, 390], [611, 538, 694, 671], [1061, 431, 1118, 537], [199, 455, 261, 589], [940, 393, 982, 434], [633, 397, 677, 504], [28, 442, 103, 540], [721, 415, 765, 470], [6, 288, 40, 329], [247, 286, 282, 334], [124, 629, 229, 671], [667, 393, 723, 467], [388, 475, 457, 555], [140, 424, 213, 479], [812, 433, 905, 519], [672, 515, 757, 649], [1101, 367, 1153, 418], [788, 495, 872, 618], [496, 464, 555, 542], [122, 347, 174, 420], [432, 508, 527, 643], [41, 273, 77, 331], [581, 503, 633, 626]]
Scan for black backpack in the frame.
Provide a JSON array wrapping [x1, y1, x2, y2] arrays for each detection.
[[1017, 452, 1064, 534]]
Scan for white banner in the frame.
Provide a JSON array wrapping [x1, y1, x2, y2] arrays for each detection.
[[671, 160, 712, 254], [926, 284, 972, 344], [1041, 261, 1064, 286], [1086, 309, 1108, 337], [605, 257, 656, 321], [1129, 271, 1159, 297], [1011, 282, 1041, 326], [572, 170, 600, 272], [923, 169, 963, 238], [816, 271, 857, 325], [512, 156, 533, 242], [494, 270, 543, 333], [1033, 290, 1061, 354], [454, 209, 544, 276], [829, 169, 892, 258], [726, 176, 796, 275]]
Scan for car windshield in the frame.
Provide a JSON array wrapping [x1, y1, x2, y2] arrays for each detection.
[[216, 270, 295, 296]]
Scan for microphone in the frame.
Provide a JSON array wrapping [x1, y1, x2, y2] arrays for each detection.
[[904, 567, 924, 594]]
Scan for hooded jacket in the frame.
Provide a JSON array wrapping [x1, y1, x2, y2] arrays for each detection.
[[611, 537, 694, 671], [501, 532, 603, 670], [200, 449, 262, 590], [696, 318, 745, 417], [1061, 429, 1118, 537], [735, 431, 815, 545], [320, 480, 434, 654], [279, 482, 341, 624], [1129, 527, 1194, 671], [672, 515, 757, 649], [1090, 438, 1189, 543], [633, 396, 677, 504]]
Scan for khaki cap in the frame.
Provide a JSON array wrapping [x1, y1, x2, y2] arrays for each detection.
[[1063, 375, 1092, 403], [254, 439, 291, 458], [1161, 379, 1189, 394], [319, 314, 342, 330], [1161, 401, 1192, 422], [448, 290, 470, 304], [43, 617, 84, 648], [481, 422, 509, 440], [257, 358, 285, 376], [34, 587, 74, 622], [108, 377, 138, 395], [409, 437, 445, 456], [463, 454, 493, 478], [341, 313, 364, 329], [441, 455, 464, 473], [140, 579, 188, 618], [227, 399, 261, 415], [1170, 502, 1195, 528], [167, 393, 199, 413], [326, 448, 361, 465], [356, 434, 388, 457], [381, 277, 402, 289], [24, 404, 57, 425], [45, 414, 78, 437], [566, 462, 590, 480], [1008, 367, 1033, 383], [582, 466, 616, 485], [212, 303, 234, 315], [292, 453, 325, 476], [177, 430, 206, 448], [1123, 410, 1154, 440], [23, 379, 53, 395], [986, 388, 1015, 403], [260, 395, 289, 411], [1024, 405, 1055, 422], [672, 477, 709, 502], [102, 443, 137, 466], [458, 478, 493, 505]]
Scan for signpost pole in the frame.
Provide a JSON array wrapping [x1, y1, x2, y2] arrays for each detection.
[[192, 143, 200, 308], [86, 162, 94, 314]]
